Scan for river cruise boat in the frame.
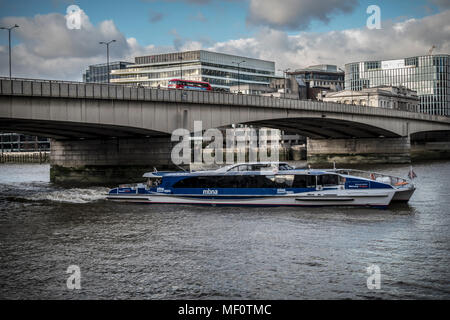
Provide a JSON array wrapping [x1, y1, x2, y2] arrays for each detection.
[[107, 162, 415, 208]]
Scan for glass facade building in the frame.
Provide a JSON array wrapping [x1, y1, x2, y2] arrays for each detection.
[[83, 61, 134, 83], [110, 50, 276, 90], [345, 55, 449, 116]]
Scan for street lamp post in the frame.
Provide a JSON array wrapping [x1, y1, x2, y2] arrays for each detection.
[[278, 68, 290, 99], [179, 55, 183, 80], [232, 60, 246, 93], [0, 24, 19, 79], [99, 40, 116, 83]]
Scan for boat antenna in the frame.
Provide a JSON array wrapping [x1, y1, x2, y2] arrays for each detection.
[[333, 161, 336, 170]]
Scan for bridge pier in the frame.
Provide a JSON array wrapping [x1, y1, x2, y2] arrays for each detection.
[[410, 131, 450, 160], [50, 137, 176, 185], [307, 136, 411, 165]]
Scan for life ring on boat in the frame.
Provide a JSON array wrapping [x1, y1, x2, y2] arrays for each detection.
[[370, 173, 375, 180]]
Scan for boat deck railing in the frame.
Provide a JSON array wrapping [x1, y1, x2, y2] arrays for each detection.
[[326, 169, 413, 188]]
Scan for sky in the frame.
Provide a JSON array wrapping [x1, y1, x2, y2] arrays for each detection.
[[0, 0, 449, 81]]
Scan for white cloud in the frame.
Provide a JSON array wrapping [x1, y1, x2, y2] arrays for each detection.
[[210, 10, 450, 71], [0, 10, 158, 80], [0, 9, 448, 81], [247, 0, 358, 30]]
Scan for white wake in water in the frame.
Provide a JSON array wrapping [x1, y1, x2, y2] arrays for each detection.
[[24, 187, 109, 203]]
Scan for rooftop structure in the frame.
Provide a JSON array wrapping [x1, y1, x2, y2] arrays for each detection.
[[110, 50, 276, 91]]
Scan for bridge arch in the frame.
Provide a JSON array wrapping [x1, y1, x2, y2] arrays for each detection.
[[0, 118, 169, 139], [239, 117, 401, 139]]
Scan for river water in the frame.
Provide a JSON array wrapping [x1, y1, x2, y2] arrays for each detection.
[[0, 161, 449, 299]]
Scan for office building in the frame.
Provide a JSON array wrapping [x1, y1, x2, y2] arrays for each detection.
[[110, 50, 276, 90], [345, 54, 449, 116], [83, 61, 134, 83]]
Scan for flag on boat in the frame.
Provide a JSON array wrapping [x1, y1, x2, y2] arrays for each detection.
[[408, 166, 417, 179]]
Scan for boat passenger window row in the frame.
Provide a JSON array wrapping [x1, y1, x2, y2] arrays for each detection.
[[279, 163, 294, 170], [173, 175, 286, 188], [228, 164, 272, 172], [172, 174, 339, 189], [317, 174, 340, 187], [146, 178, 161, 187], [292, 175, 317, 188]]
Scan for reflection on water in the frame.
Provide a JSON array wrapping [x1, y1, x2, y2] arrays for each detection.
[[0, 162, 449, 299]]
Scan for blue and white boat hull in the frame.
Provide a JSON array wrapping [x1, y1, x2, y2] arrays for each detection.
[[107, 188, 396, 208], [107, 163, 405, 208]]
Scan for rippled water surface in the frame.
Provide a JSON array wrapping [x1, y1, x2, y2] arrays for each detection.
[[0, 162, 449, 299]]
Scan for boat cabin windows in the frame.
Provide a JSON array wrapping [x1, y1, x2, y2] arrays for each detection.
[[292, 175, 316, 188], [228, 164, 271, 172], [227, 163, 294, 172], [267, 175, 295, 187], [291, 174, 341, 188], [146, 177, 162, 188], [279, 163, 294, 170], [173, 174, 316, 189], [228, 164, 253, 172], [316, 174, 340, 187]]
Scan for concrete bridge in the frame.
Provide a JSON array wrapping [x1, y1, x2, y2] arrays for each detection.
[[1, 78, 449, 184]]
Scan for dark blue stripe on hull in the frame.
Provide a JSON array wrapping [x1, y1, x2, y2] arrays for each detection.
[[109, 200, 388, 209]]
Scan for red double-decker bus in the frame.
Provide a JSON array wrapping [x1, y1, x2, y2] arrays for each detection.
[[168, 79, 212, 91]]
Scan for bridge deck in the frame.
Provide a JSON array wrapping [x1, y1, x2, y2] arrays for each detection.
[[1, 77, 449, 125]]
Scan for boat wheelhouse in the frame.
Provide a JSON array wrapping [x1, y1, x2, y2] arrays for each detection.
[[107, 163, 413, 208], [325, 169, 415, 202]]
